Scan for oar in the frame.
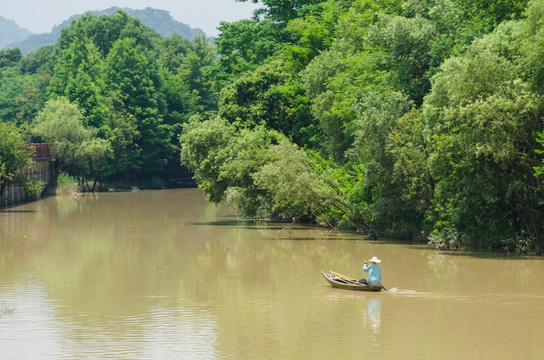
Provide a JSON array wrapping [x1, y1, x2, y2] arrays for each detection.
[[328, 272, 359, 285], [335, 276, 363, 285]]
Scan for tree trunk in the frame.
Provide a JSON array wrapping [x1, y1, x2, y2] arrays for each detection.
[[124, 167, 129, 188]]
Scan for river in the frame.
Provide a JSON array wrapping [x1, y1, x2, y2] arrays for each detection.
[[1, 189, 543, 359]]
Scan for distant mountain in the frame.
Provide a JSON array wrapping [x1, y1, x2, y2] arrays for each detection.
[[0, 16, 34, 49], [7, 7, 206, 55]]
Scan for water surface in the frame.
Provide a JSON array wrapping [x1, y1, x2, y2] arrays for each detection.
[[1, 189, 543, 359]]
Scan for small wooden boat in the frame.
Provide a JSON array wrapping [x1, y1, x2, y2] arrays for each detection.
[[321, 270, 384, 292]]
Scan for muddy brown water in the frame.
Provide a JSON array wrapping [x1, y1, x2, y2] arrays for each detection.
[[1, 189, 543, 359]]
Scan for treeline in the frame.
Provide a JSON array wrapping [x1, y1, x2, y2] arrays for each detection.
[[180, 0, 544, 254], [0, 10, 216, 191], [2, 1, 544, 253]]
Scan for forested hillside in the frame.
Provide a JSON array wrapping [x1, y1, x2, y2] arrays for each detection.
[[6, 7, 205, 54], [2, 1, 544, 254]]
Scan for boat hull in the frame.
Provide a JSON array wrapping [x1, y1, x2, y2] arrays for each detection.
[[321, 270, 384, 291]]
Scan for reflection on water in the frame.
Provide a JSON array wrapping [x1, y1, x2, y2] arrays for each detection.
[[363, 298, 381, 334], [1, 189, 544, 359]]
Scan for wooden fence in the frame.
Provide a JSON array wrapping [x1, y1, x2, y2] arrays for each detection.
[[0, 143, 56, 208]]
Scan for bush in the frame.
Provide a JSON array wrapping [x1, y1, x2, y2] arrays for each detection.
[[56, 172, 77, 195]]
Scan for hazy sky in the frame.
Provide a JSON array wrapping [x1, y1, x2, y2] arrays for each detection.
[[2, 0, 260, 37]]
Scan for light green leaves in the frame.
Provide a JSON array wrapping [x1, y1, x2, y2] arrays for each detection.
[[32, 98, 111, 191], [0, 122, 34, 195]]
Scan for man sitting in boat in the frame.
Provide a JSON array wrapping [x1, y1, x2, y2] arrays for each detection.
[[359, 256, 382, 285]]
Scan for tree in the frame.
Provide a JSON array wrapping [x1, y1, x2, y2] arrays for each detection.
[[57, 11, 160, 58], [344, 91, 414, 235], [386, 108, 434, 237], [366, 14, 436, 104], [177, 35, 218, 113], [423, 25, 544, 252], [180, 115, 369, 229], [32, 98, 111, 191], [179, 116, 239, 203], [237, 0, 319, 26], [460, 0, 529, 25], [19, 46, 57, 75], [0, 48, 22, 75], [212, 19, 285, 87], [104, 38, 173, 180], [158, 34, 192, 73], [300, 45, 394, 162], [219, 59, 312, 145], [254, 142, 369, 229], [282, 0, 340, 71], [0, 122, 35, 196], [49, 34, 107, 129], [102, 91, 140, 184], [161, 69, 197, 128], [523, 0, 544, 93]]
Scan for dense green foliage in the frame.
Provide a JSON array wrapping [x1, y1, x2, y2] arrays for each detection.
[[4, 2, 544, 254], [33, 98, 111, 191], [0, 10, 217, 189], [0, 122, 35, 196], [180, 0, 544, 254]]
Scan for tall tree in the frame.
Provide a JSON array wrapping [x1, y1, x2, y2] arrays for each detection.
[[347, 91, 414, 234], [0, 48, 23, 75], [104, 38, 173, 178], [49, 32, 106, 129], [238, 0, 320, 25], [219, 59, 312, 145], [57, 11, 160, 57], [177, 35, 218, 113], [423, 22, 544, 252], [19, 45, 57, 76], [212, 19, 284, 86]]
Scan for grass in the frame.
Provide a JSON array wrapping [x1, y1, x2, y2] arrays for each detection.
[[55, 172, 78, 195]]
